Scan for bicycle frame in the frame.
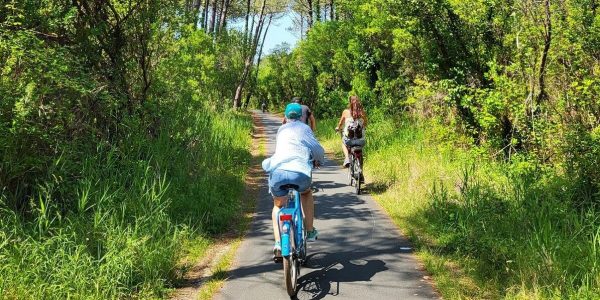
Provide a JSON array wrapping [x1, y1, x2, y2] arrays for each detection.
[[349, 147, 363, 176], [351, 148, 362, 166], [276, 187, 307, 296], [348, 146, 364, 194], [277, 188, 304, 258]]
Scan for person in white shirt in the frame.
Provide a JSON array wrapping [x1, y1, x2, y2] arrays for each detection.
[[263, 103, 325, 259]]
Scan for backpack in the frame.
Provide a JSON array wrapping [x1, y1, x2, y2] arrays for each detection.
[[346, 120, 363, 139]]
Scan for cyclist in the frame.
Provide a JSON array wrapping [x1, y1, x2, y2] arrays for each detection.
[[335, 95, 368, 168], [263, 103, 325, 259], [261, 101, 267, 113], [282, 97, 316, 131]]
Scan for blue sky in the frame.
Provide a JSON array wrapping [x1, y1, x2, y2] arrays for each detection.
[[229, 11, 300, 55], [262, 13, 299, 54]]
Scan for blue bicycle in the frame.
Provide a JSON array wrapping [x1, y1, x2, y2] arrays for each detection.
[[276, 184, 307, 297]]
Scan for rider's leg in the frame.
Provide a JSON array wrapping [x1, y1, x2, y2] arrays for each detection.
[[300, 189, 314, 232], [341, 140, 350, 166], [272, 196, 287, 242]]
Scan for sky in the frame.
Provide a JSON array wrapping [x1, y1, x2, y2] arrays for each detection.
[[261, 13, 300, 54]]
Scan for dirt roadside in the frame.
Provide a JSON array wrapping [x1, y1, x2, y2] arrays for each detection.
[[170, 111, 266, 300]]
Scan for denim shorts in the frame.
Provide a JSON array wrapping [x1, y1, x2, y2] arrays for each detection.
[[268, 169, 312, 197]]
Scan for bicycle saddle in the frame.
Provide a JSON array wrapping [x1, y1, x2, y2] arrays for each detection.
[[279, 184, 300, 191]]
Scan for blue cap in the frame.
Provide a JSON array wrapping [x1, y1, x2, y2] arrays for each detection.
[[285, 103, 302, 120]]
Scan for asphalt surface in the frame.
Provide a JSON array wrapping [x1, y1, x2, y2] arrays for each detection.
[[215, 112, 438, 300]]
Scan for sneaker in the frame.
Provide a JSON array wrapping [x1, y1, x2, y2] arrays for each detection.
[[273, 241, 282, 263], [306, 228, 319, 242], [343, 159, 350, 168]]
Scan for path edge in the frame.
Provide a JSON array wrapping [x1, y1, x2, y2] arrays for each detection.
[[169, 111, 267, 300]]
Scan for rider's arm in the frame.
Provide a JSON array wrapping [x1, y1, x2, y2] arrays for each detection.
[[303, 128, 325, 165], [335, 110, 346, 131], [309, 113, 316, 131]]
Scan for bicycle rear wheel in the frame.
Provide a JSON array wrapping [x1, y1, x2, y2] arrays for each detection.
[[283, 256, 298, 296], [300, 228, 307, 265], [348, 155, 354, 186], [354, 159, 362, 195]]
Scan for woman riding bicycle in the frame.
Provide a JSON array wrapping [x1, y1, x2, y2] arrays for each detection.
[[262, 103, 325, 259], [335, 95, 368, 168]]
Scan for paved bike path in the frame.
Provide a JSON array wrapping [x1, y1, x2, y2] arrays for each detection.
[[215, 112, 438, 300]]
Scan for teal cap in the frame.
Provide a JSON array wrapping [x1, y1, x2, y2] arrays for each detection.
[[284, 103, 302, 120]]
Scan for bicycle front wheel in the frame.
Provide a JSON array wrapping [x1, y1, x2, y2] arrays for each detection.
[[283, 256, 298, 296]]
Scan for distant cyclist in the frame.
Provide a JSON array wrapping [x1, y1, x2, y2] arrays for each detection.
[[261, 101, 267, 113], [263, 103, 325, 259], [282, 97, 316, 131], [335, 95, 368, 167]]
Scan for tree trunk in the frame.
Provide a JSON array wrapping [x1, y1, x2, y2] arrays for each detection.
[[300, 13, 304, 37], [245, 3, 257, 57], [330, 0, 335, 20], [315, 0, 321, 22], [537, 0, 552, 105], [307, 0, 314, 28], [233, 0, 267, 109], [193, 0, 203, 28], [243, 14, 273, 108], [202, 0, 209, 30], [244, 0, 251, 47], [218, 0, 230, 34], [209, 0, 218, 34]]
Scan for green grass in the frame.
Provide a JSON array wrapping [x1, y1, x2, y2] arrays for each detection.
[[316, 117, 600, 299], [314, 118, 343, 156], [0, 109, 253, 299], [197, 239, 242, 300]]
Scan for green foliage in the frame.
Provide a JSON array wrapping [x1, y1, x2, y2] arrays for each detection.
[[0, 1, 253, 297], [262, 0, 600, 205], [304, 0, 600, 296], [0, 109, 251, 298], [319, 117, 600, 298]]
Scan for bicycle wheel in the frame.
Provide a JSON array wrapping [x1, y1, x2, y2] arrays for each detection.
[[283, 256, 298, 296], [299, 228, 307, 265], [348, 155, 354, 186], [354, 159, 362, 195]]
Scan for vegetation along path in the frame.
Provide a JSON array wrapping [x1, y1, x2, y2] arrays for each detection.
[[214, 111, 438, 300]]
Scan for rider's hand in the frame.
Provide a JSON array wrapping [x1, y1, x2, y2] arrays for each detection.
[[334, 127, 339, 132], [313, 160, 321, 169]]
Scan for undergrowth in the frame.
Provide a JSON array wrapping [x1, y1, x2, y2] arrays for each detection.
[[0, 109, 252, 299], [317, 116, 600, 299]]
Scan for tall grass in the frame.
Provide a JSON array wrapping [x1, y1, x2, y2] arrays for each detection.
[[316, 117, 600, 299], [0, 109, 252, 299]]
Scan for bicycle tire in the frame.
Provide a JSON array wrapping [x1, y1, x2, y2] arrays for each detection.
[[283, 256, 298, 296], [354, 159, 362, 195], [356, 171, 362, 194], [301, 240, 307, 265], [348, 155, 355, 186]]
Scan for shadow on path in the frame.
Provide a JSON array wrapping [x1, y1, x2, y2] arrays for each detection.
[[294, 251, 388, 300]]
